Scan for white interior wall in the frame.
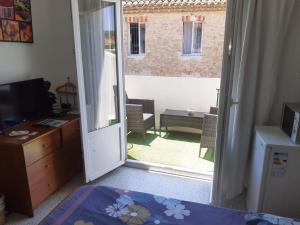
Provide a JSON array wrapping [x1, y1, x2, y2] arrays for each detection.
[[0, 0, 76, 91], [270, 2, 300, 125], [45, 0, 77, 90]]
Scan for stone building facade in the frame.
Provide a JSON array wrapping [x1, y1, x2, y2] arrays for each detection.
[[123, 0, 226, 78]]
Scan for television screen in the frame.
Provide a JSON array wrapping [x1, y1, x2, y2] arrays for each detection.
[[0, 78, 49, 131]]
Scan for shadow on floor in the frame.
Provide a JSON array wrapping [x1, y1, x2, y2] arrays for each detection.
[[163, 131, 201, 143], [127, 154, 138, 160], [127, 130, 215, 165], [128, 131, 201, 146], [127, 131, 159, 146]]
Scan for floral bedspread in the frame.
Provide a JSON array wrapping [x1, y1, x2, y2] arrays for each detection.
[[245, 213, 300, 225], [39, 185, 299, 225]]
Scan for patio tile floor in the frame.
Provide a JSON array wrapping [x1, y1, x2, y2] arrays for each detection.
[[127, 131, 214, 175]]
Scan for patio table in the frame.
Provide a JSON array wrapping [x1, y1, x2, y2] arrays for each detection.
[[160, 109, 205, 135]]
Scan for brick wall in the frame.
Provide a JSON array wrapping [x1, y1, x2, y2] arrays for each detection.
[[123, 10, 226, 78]]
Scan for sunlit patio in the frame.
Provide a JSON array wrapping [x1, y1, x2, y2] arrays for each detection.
[[124, 75, 219, 175], [127, 130, 215, 175]]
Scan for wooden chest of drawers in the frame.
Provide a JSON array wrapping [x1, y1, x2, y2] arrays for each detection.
[[0, 115, 83, 216]]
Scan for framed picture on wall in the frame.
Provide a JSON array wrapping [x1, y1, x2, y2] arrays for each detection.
[[0, 0, 33, 43]]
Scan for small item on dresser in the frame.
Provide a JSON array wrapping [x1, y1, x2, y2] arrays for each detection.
[[28, 132, 39, 136], [37, 119, 68, 128], [0, 194, 5, 225], [68, 110, 79, 115], [56, 77, 77, 112], [9, 130, 30, 137], [44, 81, 57, 116], [18, 136, 29, 140]]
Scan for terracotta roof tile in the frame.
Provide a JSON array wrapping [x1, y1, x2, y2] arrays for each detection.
[[123, 0, 226, 8]]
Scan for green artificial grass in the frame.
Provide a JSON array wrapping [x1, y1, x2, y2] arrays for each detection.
[[127, 131, 214, 174]]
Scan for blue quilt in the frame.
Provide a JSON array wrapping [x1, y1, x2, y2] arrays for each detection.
[[40, 185, 300, 225]]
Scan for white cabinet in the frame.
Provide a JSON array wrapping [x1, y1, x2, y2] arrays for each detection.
[[247, 126, 300, 219]]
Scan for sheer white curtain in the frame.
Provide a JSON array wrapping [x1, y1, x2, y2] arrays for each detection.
[[212, 0, 295, 206], [80, 0, 105, 131], [80, 0, 118, 131]]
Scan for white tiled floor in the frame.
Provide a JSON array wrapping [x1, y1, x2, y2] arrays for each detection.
[[5, 167, 212, 225]]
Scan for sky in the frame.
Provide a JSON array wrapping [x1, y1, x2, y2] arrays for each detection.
[[103, 4, 115, 32]]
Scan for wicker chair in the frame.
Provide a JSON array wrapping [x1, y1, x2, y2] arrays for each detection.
[[126, 99, 156, 137], [199, 107, 218, 157], [209, 106, 218, 115], [113, 86, 155, 138]]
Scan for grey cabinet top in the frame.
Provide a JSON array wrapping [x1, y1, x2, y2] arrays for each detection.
[[256, 126, 300, 147]]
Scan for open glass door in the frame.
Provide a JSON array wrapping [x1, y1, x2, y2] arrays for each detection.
[[71, 0, 126, 182]]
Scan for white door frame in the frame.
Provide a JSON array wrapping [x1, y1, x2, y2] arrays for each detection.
[[126, 159, 213, 180], [124, 2, 235, 185], [211, 0, 237, 205]]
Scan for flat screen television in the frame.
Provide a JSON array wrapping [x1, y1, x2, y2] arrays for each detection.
[[0, 78, 50, 132]]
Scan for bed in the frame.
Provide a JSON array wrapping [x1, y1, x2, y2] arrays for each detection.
[[40, 185, 300, 225]]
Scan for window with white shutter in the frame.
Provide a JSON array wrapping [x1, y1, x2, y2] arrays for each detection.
[[183, 22, 202, 55], [129, 23, 145, 55]]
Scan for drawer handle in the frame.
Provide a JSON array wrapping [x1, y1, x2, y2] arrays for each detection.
[[42, 144, 47, 149], [47, 183, 52, 187], [44, 165, 49, 169]]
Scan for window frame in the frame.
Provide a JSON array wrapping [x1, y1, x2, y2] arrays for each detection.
[[128, 22, 146, 57], [182, 21, 203, 56]]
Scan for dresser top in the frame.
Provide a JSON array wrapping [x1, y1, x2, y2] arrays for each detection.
[[0, 114, 79, 146], [255, 126, 300, 147]]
